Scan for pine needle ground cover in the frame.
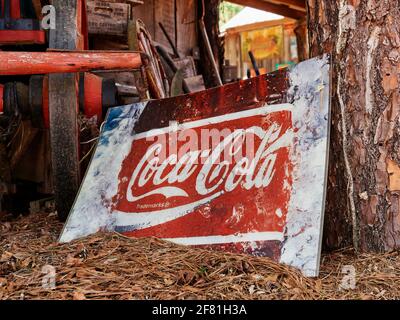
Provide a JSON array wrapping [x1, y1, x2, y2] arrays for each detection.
[[1, 212, 398, 300]]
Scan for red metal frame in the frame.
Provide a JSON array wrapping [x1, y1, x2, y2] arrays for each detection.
[[0, 30, 45, 44], [0, 51, 144, 75], [0, 73, 110, 128], [82, 72, 103, 122], [77, 0, 89, 50], [0, 0, 46, 45], [10, 0, 19, 19], [0, 84, 3, 114], [42, 75, 49, 128], [0, 0, 21, 19]]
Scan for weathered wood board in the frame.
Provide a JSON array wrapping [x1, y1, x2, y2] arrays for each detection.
[[134, 0, 197, 57], [60, 55, 331, 276], [48, 0, 82, 221], [176, 0, 197, 55], [154, 0, 175, 49], [87, 0, 130, 36]]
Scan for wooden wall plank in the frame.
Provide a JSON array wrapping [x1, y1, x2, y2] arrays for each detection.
[[133, 0, 199, 56], [176, 0, 197, 56], [154, 0, 176, 50], [133, 0, 155, 39]]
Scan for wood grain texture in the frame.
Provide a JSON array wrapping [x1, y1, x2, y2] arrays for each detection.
[[154, 0, 176, 50], [87, 1, 130, 36], [176, 0, 197, 56], [48, 0, 81, 221], [133, 0, 198, 57], [133, 0, 155, 39]]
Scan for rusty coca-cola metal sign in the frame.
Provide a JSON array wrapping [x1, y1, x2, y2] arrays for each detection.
[[113, 103, 293, 243], [60, 55, 331, 276]]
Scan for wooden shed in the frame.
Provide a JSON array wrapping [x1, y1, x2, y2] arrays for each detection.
[[222, 7, 298, 79]]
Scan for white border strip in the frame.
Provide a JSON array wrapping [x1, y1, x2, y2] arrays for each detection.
[[164, 232, 284, 246], [133, 103, 293, 141]]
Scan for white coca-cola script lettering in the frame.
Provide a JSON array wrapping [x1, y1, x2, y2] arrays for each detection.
[[126, 123, 293, 204]]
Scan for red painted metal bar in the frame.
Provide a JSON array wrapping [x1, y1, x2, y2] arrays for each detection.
[[10, 0, 20, 19], [0, 84, 3, 114], [0, 30, 45, 44], [83, 72, 103, 123], [77, 0, 89, 50], [0, 0, 21, 19], [42, 76, 49, 128], [0, 51, 144, 75]]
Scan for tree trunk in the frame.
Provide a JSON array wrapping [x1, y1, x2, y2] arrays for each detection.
[[308, 0, 400, 251], [294, 17, 309, 62]]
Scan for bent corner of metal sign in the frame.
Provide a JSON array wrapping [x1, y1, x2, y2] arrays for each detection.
[[59, 54, 332, 277]]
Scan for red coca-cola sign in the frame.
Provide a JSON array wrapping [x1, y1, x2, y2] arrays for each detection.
[[112, 105, 293, 243], [61, 55, 331, 276]]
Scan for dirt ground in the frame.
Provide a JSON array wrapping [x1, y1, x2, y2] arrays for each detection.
[[1, 211, 399, 300]]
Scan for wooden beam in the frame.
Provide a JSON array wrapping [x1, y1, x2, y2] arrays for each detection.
[[0, 51, 143, 75], [228, 0, 305, 19], [225, 17, 294, 34], [269, 0, 306, 10], [48, 0, 81, 222]]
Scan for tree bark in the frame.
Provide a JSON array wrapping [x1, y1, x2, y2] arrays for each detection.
[[294, 17, 309, 62], [308, 0, 400, 251]]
